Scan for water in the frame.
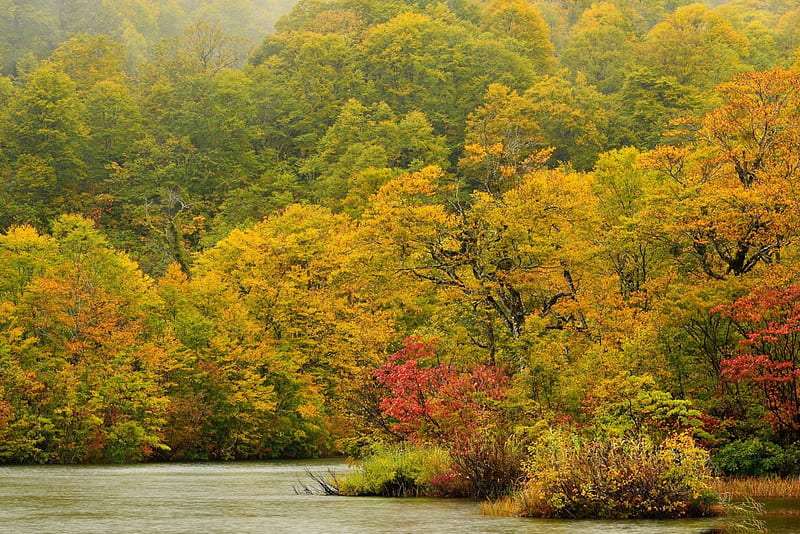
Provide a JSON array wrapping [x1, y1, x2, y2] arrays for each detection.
[[0, 460, 796, 533]]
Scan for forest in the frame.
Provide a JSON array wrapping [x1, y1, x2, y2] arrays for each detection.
[[1, 0, 800, 517]]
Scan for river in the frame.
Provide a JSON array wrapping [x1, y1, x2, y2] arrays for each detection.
[[1, 459, 798, 533]]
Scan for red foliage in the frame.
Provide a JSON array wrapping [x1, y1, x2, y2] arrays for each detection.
[[374, 336, 510, 443], [714, 285, 800, 435]]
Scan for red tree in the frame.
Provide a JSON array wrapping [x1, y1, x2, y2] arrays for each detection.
[[714, 286, 800, 437], [374, 337, 510, 443]]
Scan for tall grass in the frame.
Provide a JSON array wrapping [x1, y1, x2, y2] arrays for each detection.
[[714, 476, 800, 498]]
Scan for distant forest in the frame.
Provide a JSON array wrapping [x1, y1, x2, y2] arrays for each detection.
[[0, 0, 298, 75], [1, 0, 800, 472]]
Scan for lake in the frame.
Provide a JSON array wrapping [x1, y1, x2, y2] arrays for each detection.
[[1, 460, 797, 533]]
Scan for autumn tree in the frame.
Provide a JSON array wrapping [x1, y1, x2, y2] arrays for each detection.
[[715, 286, 800, 441], [374, 336, 512, 443], [190, 204, 398, 452], [364, 166, 598, 365], [642, 68, 800, 280], [0, 216, 173, 463], [47, 34, 126, 92], [480, 0, 556, 73], [459, 83, 548, 197], [592, 147, 665, 301]]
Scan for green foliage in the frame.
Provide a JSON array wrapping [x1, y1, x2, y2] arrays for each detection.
[[340, 445, 460, 496], [358, 9, 536, 142], [714, 439, 800, 477], [302, 99, 449, 213], [590, 374, 709, 440]]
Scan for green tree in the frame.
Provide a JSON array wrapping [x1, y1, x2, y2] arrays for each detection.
[[1, 64, 88, 226], [560, 2, 636, 94], [637, 4, 750, 91], [302, 98, 449, 213], [249, 30, 365, 156], [358, 10, 535, 142]]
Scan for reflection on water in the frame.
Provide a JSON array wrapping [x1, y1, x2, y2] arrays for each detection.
[[0, 460, 796, 533]]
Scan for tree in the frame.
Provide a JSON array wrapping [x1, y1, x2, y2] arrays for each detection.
[[249, 30, 364, 156], [641, 68, 800, 280], [637, 4, 750, 91], [613, 68, 703, 149], [145, 20, 248, 80], [83, 79, 145, 182], [715, 285, 800, 440], [0, 216, 172, 463], [374, 336, 510, 443], [190, 204, 398, 453], [480, 0, 556, 73], [522, 75, 608, 170], [560, 2, 636, 94], [459, 83, 548, 197], [592, 147, 665, 301], [47, 34, 126, 92], [1, 63, 88, 225], [364, 165, 598, 364], [302, 98, 449, 213], [358, 10, 534, 142]]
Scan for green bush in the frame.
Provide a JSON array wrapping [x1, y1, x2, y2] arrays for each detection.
[[714, 439, 800, 476], [339, 445, 464, 497], [515, 431, 720, 519]]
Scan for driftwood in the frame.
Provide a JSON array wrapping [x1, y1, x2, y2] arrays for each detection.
[[293, 469, 341, 496]]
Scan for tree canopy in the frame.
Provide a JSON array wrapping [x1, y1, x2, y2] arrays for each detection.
[[2, 0, 800, 470]]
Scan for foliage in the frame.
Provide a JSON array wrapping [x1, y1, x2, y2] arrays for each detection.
[[516, 431, 719, 519], [1, 0, 800, 474], [713, 438, 800, 477], [449, 428, 527, 499], [714, 285, 800, 440], [374, 337, 511, 442], [339, 445, 462, 497]]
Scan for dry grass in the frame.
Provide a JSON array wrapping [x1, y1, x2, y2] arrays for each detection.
[[713, 476, 800, 498], [480, 496, 519, 517]]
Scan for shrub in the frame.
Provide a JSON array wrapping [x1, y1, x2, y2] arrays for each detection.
[[713, 439, 800, 476], [339, 445, 466, 497], [450, 429, 526, 499], [515, 431, 720, 519]]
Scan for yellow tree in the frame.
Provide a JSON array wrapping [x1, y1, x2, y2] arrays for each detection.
[[191, 204, 397, 453], [363, 165, 599, 365], [1, 216, 172, 463], [459, 83, 550, 197], [480, 0, 557, 73], [642, 67, 800, 281]]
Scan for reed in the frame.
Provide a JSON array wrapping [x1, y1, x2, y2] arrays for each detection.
[[713, 476, 800, 498], [480, 496, 518, 517]]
